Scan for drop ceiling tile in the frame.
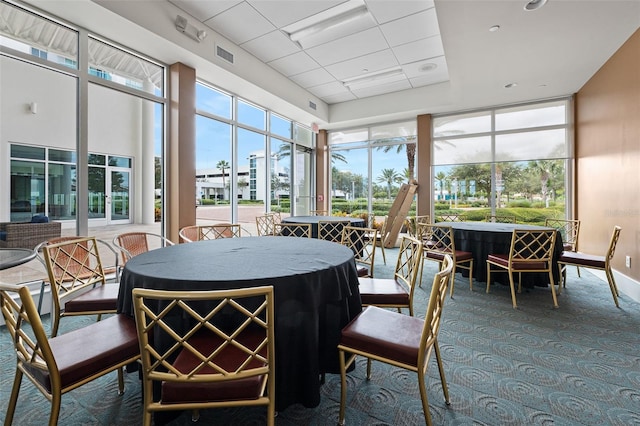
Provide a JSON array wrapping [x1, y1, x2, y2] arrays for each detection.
[[169, 0, 242, 21], [350, 78, 412, 98], [393, 35, 444, 64], [268, 51, 319, 76], [324, 49, 398, 80], [290, 67, 336, 88], [241, 30, 300, 63], [307, 80, 350, 97], [402, 56, 448, 79], [306, 27, 388, 67], [380, 8, 439, 47], [322, 91, 358, 104], [204, 2, 275, 44], [365, 0, 434, 24], [247, 0, 346, 27]]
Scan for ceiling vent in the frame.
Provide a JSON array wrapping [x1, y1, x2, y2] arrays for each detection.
[[216, 45, 234, 64]]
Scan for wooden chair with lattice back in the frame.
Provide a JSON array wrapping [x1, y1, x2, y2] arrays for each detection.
[[318, 220, 350, 243], [132, 285, 276, 426], [435, 213, 464, 223], [357, 235, 423, 316], [406, 215, 430, 238], [418, 223, 474, 297], [274, 222, 312, 238], [557, 225, 621, 307], [36, 236, 120, 337], [256, 214, 276, 236], [545, 218, 581, 276], [341, 225, 377, 278], [486, 229, 558, 309], [0, 283, 140, 426], [337, 255, 454, 426], [113, 232, 174, 278], [179, 224, 242, 243]]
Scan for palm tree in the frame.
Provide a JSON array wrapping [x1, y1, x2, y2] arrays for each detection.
[[216, 160, 229, 200], [377, 168, 403, 199], [527, 160, 562, 207], [435, 171, 447, 201], [374, 135, 416, 181]]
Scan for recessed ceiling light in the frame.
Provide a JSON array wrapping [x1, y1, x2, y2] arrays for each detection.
[[504, 83, 517, 89], [524, 0, 548, 11], [419, 63, 438, 72], [489, 25, 500, 32]]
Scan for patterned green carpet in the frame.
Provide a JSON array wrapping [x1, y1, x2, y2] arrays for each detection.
[[2, 249, 639, 425]]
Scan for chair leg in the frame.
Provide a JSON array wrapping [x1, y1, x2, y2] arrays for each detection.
[[548, 270, 559, 308], [191, 409, 200, 422], [448, 266, 456, 298], [486, 265, 492, 293], [338, 350, 356, 426], [433, 340, 450, 405], [417, 368, 434, 426], [366, 358, 372, 379], [418, 257, 425, 288], [50, 389, 62, 426], [117, 367, 125, 395], [468, 263, 474, 292], [576, 265, 580, 277], [605, 266, 620, 307], [5, 369, 23, 426], [507, 272, 518, 309]]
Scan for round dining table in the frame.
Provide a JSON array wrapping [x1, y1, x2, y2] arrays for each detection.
[[0, 248, 36, 270], [117, 236, 361, 411], [439, 221, 563, 287]]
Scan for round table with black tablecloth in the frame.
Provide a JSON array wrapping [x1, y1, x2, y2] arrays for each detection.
[[117, 236, 361, 411], [439, 222, 564, 287], [282, 215, 365, 239]]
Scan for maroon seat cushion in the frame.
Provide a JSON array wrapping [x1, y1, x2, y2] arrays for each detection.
[[427, 250, 472, 262], [487, 254, 547, 270], [64, 283, 119, 313], [161, 330, 268, 404], [357, 266, 370, 277], [358, 277, 409, 306], [25, 314, 139, 392], [559, 251, 606, 269], [340, 306, 423, 367]]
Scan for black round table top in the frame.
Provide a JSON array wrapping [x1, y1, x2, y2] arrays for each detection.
[[0, 248, 36, 270], [439, 221, 554, 233], [282, 215, 365, 226], [121, 236, 354, 285]]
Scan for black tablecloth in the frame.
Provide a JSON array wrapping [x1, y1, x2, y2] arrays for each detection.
[[439, 222, 564, 287], [282, 216, 365, 238], [117, 236, 361, 411]]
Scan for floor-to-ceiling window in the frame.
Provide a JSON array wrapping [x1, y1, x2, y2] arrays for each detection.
[[1, 0, 166, 232], [432, 98, 572, 223], [328, 121, 417, 226], [195, 82, 312, 232]]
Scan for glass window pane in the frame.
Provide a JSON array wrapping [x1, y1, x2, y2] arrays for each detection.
[[331, 148, 369, 216], [108, 156, 132, 168], [329, 128, 368, 145], [0, 2, 78, 69], [10, 160, 45, 221], [294, 124, 313, 147], [196, 115, 231, 220], [495, 129, 568, 162], [433, 111, 491, 137], [88, 37, 163, 96], [88, 166, 106, 219], [372, 144, 415, 217], [11, 145, 45, 160], [88, 154, 106, 165], [433, 136, 492, 165], [238, 128, 266, 203], [49, 149, 75, 163], [496, 101, 566, 131], [270, 114, 291, 139], [271, 138, 292, 213], [48, 163, 76, 220], [238, 100, 266, 130], [196, 83, 232, 119], [370, 120, 416, 140]]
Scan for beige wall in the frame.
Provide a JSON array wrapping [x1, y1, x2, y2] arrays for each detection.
[[576, 28, 640, 292]]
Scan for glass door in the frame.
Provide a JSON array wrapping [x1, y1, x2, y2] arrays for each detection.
[[294, 146, 312, 215], [107, 168, 130, 223]]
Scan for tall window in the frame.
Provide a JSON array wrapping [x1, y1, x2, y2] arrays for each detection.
[[195, 83, 311, 228], [432, 98, 572, 223], [329, 121, 417, 224]]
